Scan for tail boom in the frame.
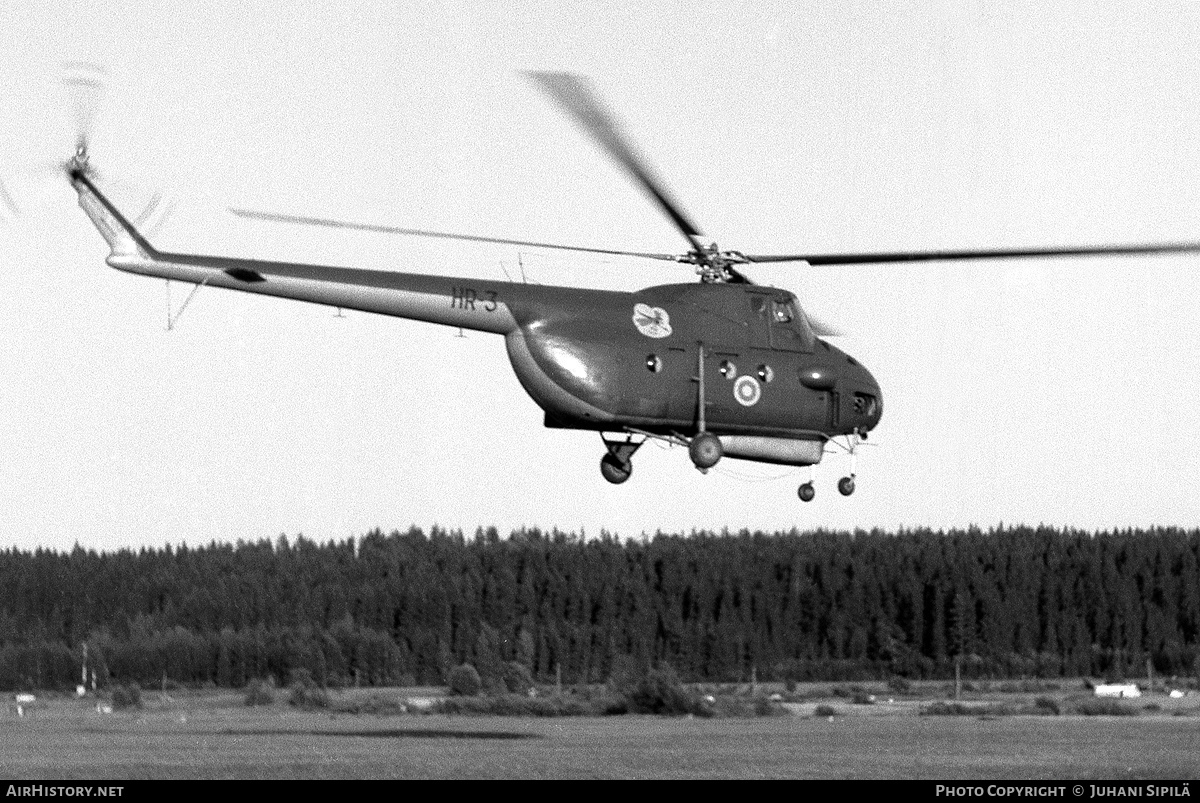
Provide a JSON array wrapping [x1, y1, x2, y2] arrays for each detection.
[[72, 171, 521, 334]]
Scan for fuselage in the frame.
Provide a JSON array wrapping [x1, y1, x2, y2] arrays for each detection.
[[503, 280, 882, 442], [74, 170, 882, 450]]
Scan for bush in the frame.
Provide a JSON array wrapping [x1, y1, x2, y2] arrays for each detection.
[[753, 696, 786, 717], [448, 664, 483, 697], [922, 701, 1016, 717], [333, 693, 408, 715], [1071, 698, 1138, 717], [887, 677, 913, 694], [433, 694, 594, 717], [605, 662, 706, 715], [813, 704, 838, 717], [1032, 696, 1061, 715], [110, 683, 142, 710], [243, 679, 275, 707], [288, 669, 330, 709], [852, 691, 876, 705], [697, 695, 780, 718], [622, 664, 701, 715], [589, 690, 631, 715], [501, 661, 535, 694]]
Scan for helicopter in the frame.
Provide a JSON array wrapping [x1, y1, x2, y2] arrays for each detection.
[[63, 72, 1200, 501]]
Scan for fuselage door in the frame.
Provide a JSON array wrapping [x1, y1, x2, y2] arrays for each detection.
[[746, 292, 773, 349]]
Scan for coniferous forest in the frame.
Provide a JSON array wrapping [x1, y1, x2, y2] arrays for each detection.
[[1, 526, 1198, 691]]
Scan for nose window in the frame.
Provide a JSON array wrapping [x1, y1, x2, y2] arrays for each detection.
[[853, 393, 877, 416]]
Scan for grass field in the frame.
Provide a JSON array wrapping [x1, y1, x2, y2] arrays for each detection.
[[2, 686, 1198, 779]]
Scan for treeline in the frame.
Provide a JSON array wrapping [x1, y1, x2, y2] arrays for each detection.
[[1, 526, 1198, 691]]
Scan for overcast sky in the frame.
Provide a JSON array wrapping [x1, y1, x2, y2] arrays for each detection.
[[2, 2, 1199, 552]]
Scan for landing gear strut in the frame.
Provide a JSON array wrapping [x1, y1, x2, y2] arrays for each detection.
[[838, 430, 860, 496], [687, 343, 723, 471], [599, 434, 643, 485]]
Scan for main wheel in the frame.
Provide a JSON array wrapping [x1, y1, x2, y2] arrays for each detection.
[[688, 432, 723, 469], [600, 453, 633, 484], [838, 476, 856, 496], [798, 482, 815, 502]]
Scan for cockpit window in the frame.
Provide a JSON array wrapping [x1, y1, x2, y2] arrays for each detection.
[[766, 297, 814, 353], [747, 293, 812, 352]]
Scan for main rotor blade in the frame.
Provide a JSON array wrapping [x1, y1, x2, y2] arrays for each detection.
[[806, 314, 842, 338], [525, 71, 707, 257], [0, 179, 18, 218], [228, 208, 679, 262], [745, 241, 1200, 266]]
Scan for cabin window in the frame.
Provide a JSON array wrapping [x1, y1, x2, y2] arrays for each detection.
[[646, 354, 662, 373], [772, 301, 794, 323], [757, 364, 774, 383], [719, 359, 737, 379]]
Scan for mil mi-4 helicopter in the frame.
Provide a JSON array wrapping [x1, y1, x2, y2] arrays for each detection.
[[60, 72, 1200, 501]]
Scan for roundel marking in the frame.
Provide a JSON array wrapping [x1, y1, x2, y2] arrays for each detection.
[[632, 303, 672, 338], [734, 375, 761, 407]]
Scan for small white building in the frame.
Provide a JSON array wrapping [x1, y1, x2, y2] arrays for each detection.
[[1094, 683, 1141, 699]]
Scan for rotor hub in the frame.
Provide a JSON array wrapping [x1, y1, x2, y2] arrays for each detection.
[[66, 143, 92, 179], [677, 243, 750, 283]]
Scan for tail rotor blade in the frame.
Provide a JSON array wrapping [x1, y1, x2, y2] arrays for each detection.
[[62, 62, 107, 162]]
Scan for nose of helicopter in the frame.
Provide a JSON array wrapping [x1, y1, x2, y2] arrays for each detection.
[[850, 360, 883, 432]]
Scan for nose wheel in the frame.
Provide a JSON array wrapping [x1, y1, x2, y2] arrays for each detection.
[[798, 474, 857, 501], [599, 434, 644, 485], [600, 453, 633, 484], [799, 432, 865, 501]]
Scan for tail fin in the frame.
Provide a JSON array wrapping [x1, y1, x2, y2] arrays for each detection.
[[70, 170, 158, 259]]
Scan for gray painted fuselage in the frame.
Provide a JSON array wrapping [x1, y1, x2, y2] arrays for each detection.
[[75, 172, 882, 452]]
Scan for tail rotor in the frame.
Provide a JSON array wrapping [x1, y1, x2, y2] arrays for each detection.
[[0, 62, 109, 223], [61, 61, 107, 179]]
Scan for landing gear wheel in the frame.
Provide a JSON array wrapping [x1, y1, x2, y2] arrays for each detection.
[[838, 476, 856, 496], [688, 432, 723, 469], [600, 453, 633, 485], [798, 482, 815, 503]]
